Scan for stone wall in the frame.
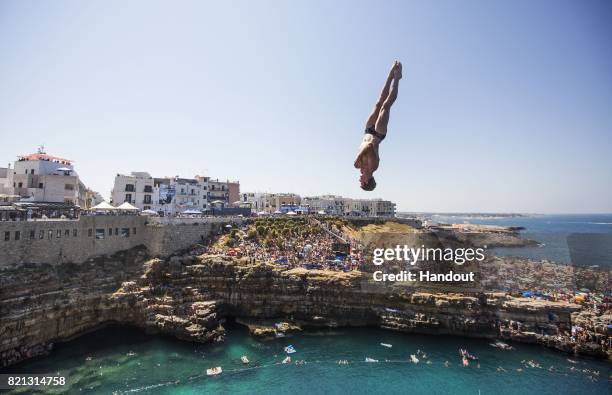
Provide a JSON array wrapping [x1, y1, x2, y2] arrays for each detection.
[[145, 217, 241, 257], [0, 216, 245, 267], [0, 216, 148, 266]]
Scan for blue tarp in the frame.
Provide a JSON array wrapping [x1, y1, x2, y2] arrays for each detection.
[[274, 258, 288, 264]]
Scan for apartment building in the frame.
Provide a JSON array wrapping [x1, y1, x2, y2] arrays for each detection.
[[208, 179, 240, 207], [111, 172, 155, 210], [3, 150, 86, 205], [302, 195, 346, 216], [241, 192, 301, 213], [301, 195, 396, 217]]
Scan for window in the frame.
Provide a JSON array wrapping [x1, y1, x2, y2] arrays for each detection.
[[144, 185, 153, 193], [30, 169, 34, 174], [73, 229, 78, 237], [65, 229, 70, 237], [108, 228, 113, 236], [4, 231, 10, 241], [125, 184, 135, 192], [120, 228, 130, 237], [15, 231, 20, 240], [65, 184, 74, 190], [125, 193, 132, 203], [57, 229, 62, 238], [88, 228, 93, 237], [144, 195, 152, 204], [115, 228, 118, 236], [39, 230, 44, 239], [95, 229, 105, 239], [39, 182, 43, 188], [48, 230, 53, 239], [133, 227, 137, 235], [17, 182, 22, 188], [143, 206, 150, 210], [29, 230, 35, 240]]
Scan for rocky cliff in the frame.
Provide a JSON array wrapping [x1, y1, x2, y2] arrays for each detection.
[[1, 251, 606, 368]]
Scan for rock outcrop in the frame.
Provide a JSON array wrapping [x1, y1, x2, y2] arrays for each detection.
[[1, 252, 606, 368]]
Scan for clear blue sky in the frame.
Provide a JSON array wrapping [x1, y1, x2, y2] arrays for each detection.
[[1, 0, 611, 213]]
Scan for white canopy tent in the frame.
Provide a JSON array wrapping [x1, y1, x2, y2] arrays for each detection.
[[117, 202, 139, 211], [91, 201, 117, 210]]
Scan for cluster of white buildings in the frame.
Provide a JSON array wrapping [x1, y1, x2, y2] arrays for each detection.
[[1, 149, 396, 218], [239, 193, 396, 217], [110, 172, 240, 215], [0, 148, 102, 208]]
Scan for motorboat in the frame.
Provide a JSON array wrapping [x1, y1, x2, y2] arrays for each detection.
[[206, 367, 222, 376]]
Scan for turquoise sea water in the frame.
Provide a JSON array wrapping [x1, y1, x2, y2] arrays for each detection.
[[3, 325, 610, 394], [431, 214, 612, 265]]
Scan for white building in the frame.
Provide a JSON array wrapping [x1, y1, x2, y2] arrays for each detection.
[[303, 195, 396, 217], [154, 176, 209, 215], [240, 192, 301, 213], [302, 195, 346, 216], [4, 150, 87, 205], [111, 172, 155, 210]]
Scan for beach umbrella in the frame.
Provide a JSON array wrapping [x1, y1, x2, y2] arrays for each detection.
[[286, 211, 297, 216]]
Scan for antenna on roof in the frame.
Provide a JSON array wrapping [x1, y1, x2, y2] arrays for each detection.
[[37, 145, 46, 154]]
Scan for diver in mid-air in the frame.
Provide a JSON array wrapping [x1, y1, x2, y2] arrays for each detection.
[[354, 61, 402, 191]]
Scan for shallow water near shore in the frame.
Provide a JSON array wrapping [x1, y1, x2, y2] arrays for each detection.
[[4, 325, 610, 394], [431, 214, 612, 265]]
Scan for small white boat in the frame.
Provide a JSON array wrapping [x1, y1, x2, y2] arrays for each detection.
[[365, 357, 378, 363], [241, 355, 249, 364], [206, 367, 222, 376], [275, 332, 286, 338], [282, 356, 292, 364], [380, 343, 393, 348], [284, 345, 296, 354], [490, 341, 513, 350], [410, 354, 419, 364]]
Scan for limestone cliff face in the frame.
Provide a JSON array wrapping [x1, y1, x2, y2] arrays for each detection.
[[1, 247, 149, 367], [171, 256, 580, 338], [0, 252, 601, 368]]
